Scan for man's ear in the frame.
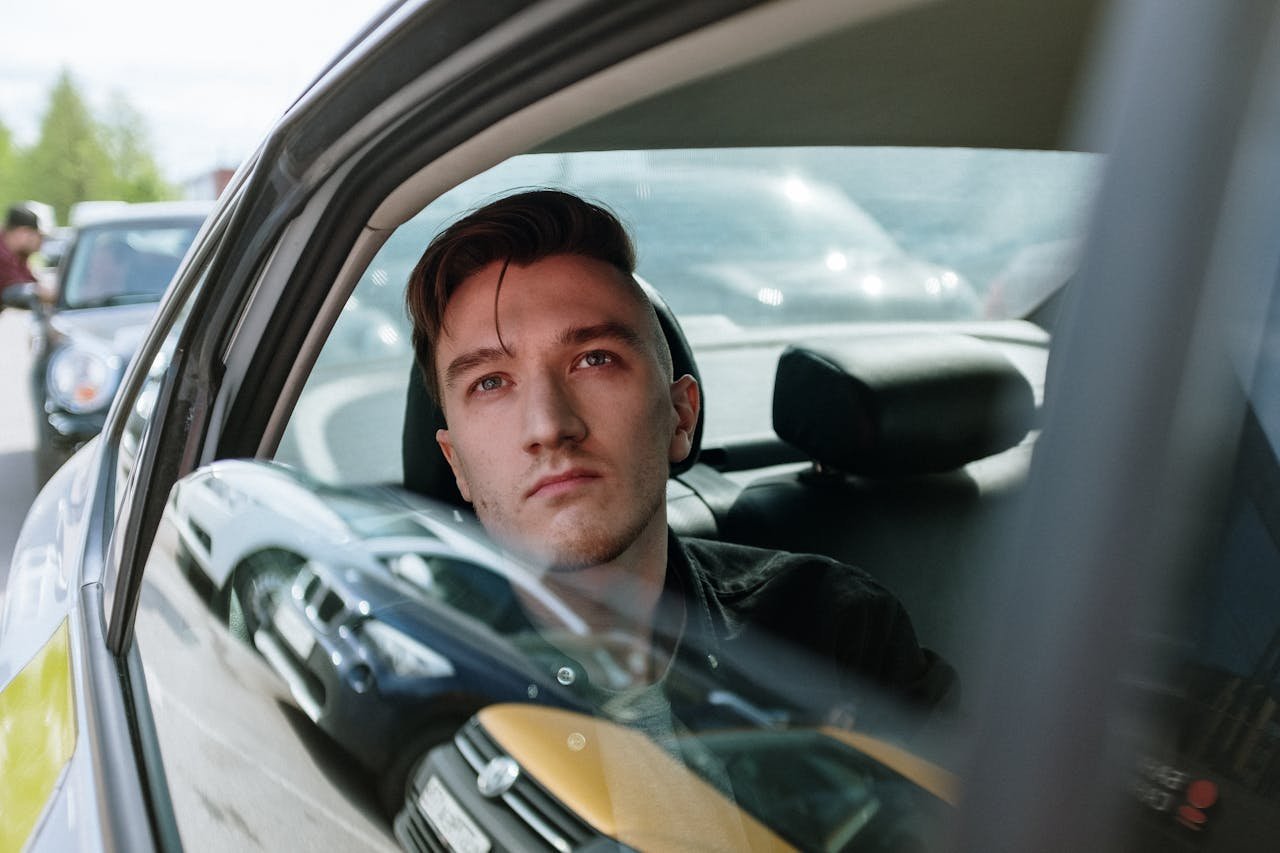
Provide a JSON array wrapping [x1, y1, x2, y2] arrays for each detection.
[[667, 374, 700, 464], [435, 428, 472, 502]]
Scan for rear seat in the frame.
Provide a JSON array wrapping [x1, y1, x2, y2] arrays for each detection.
[[713, 332, 1038, 661]]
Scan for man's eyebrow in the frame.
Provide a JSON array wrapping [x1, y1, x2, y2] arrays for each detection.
[[443, 323, 648, 391], [443, 346, 509, 390], [557, 322, 648, 351]]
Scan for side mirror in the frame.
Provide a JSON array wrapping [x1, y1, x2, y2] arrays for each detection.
[[1, 281, 39, 311]]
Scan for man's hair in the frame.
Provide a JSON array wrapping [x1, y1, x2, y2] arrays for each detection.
[[5, 205, 40, 232], [406, 189, 653, 405]]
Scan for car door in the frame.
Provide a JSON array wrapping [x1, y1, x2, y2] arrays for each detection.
[[63, 0, 1280, 852]]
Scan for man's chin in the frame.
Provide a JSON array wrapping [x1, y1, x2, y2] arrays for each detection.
[[495, 526, 633, 574]]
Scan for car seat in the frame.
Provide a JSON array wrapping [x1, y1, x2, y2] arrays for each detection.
[[722, 332, 1039, 658]]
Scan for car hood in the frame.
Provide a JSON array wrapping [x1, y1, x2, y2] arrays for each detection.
[[477, 703, 796, 852], [476, 704, 957, 852], [49, 304, 159, 359]]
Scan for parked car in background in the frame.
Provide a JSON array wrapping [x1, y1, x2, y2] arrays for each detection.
[[9, 201, 212, 481], [3, 2, 1278, 853], [37, 226, 76, 279]]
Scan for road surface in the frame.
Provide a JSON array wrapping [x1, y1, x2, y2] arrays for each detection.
[[0, 308, 37, 576]]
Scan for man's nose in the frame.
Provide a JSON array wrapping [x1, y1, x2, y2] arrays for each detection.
[[522, 373, 587, 452]]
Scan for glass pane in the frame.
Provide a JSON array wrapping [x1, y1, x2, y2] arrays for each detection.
[[277, 146, 1097, 486]]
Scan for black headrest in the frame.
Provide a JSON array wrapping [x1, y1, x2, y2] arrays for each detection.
[[403, 277, 703, 506], [772, 334, 1035, 477]]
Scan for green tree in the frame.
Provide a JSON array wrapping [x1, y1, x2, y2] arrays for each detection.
[[101, 93, 175, 202], [21, 69, 115, 223], [6, 70, 176, 224], [0, 118, 20, 207]]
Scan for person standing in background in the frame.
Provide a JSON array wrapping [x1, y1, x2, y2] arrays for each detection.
[[0, 205, 46, 295]]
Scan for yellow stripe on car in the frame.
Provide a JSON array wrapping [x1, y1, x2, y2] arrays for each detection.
[[0, 619, 77, 853], [479, 704, 795, 852]]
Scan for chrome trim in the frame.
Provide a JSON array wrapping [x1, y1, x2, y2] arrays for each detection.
[[500, 791, 571, 853], [254, 629, 323, 721], [454, 729, 572, 853], [455, 730, 486, 773]]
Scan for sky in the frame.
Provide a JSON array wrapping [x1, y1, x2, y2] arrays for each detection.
[[4, 0, 392, 186]]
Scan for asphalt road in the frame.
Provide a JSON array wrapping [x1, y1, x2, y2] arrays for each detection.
[[0, 308, 38, 575]]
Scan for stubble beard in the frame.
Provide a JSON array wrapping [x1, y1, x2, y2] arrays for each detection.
[[475, 468, 668, 574]]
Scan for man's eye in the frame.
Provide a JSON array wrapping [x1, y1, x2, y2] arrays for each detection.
[[473, 375, 505, 393], [577, 350, 614, 368]]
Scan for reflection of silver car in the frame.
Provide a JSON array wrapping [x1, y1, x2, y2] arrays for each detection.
[[166, 459, 590, 812], [166, 459, 573, 619]]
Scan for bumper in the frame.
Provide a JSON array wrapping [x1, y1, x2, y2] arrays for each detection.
[[45, 408, 106, 447]]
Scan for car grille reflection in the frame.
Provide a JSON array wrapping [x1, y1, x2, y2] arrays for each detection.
[[315, 589, 345, 625], [398, 717, 597, 853], [297, 568, 348, 632], [455, 719, 593, 852], [190, 521, 212, 555], [395, 804, 448, 853]]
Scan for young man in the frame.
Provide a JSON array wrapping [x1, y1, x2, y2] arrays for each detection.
[[0, 205, 45, 293], [406, 189, 954, 723]]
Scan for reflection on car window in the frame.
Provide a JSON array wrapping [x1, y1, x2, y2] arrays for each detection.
[[138, 458, 962, 849], [62, 222, 201, 309], [276, 146, 1097, 487], [138, 147, 1100, 853]]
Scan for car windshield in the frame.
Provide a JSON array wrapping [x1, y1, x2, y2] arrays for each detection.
[[60, 219, 202, 309]]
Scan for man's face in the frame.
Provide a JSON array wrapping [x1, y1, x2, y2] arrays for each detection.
[[434, 254, 699, 571], [11, 226, 42, 258]]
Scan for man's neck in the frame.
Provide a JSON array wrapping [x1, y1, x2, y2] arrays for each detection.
[[540, 515, 669, 636], [513, 515, 672, 684]]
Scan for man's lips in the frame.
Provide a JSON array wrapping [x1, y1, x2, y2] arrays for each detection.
[[526, 469, 602, 499]]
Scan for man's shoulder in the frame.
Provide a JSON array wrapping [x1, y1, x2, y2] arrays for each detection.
[[0, 239, 32, 289], [677, 535, 882, 600]]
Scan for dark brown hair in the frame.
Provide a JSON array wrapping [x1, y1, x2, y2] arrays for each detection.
[[406, 189, 640, 404]]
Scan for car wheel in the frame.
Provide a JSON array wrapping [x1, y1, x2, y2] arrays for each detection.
[[227, 550, 305, 643], [379, 720, 470, 819]]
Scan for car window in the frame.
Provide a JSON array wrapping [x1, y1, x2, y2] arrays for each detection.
[[276, 146, 1097, 485], [131, 137, 1100, 848]]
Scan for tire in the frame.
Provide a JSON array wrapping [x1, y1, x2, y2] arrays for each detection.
[[378, 720, 469, 818], [227, 550, 305, 643]]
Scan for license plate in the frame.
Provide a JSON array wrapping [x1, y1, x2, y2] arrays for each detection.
[[420, 776, 491, 853], [273, 603, 316, 661]]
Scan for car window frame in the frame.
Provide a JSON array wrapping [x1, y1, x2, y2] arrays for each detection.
[[97, 198, 233, 634], [949, 2, 1280, 850]]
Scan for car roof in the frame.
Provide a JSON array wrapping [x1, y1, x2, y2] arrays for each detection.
[[72, 201, 217, 228], [352, 0, 1102, 232], [280, 0, 1098, 174]]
